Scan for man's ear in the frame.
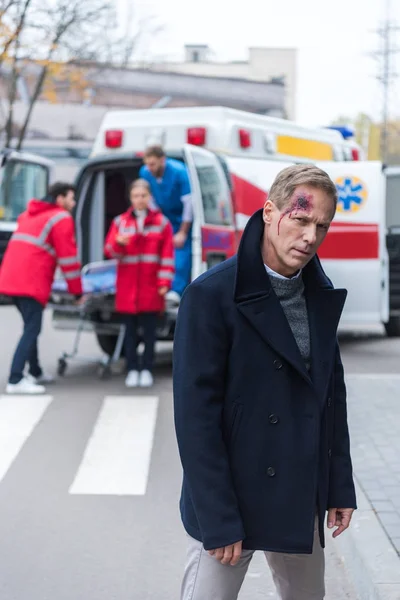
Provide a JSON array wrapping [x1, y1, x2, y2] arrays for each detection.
[[263, 199, 275, 224]]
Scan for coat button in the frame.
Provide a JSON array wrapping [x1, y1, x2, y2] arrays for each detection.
[[274, 359, 283, 370], [327, 397, 332, 407], [269, 414, 279, 424], [267, 467, 276, 477], [328, 449, 332, 458]]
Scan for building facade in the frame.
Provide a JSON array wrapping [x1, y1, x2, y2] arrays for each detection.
[[143, 45, 297, 120], [0, 45, 295, 141]]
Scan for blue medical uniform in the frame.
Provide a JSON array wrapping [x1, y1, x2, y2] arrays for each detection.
[[140, 158, 192, 296]]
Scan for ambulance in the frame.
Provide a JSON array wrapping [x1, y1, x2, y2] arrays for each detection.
[[52, 106, 398, 355]]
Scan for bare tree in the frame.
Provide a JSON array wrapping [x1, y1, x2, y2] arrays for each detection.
[[96, 4, 165, 68], [15, 0, 114, 148], [0, 0, 163, 147], [15, 0, 162, 148], [0, 0, 20, 64], [1, 0, 34, 144]]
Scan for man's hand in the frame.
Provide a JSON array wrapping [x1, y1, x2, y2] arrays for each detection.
[[208, 541, 243, 566], [173, 231, 187, 249], [116, 234, 130, 246], [327, 508, 354, 538], [158, 286, 168, 296]]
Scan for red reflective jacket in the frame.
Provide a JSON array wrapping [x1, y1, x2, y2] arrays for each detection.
[[0, 200, 82, 306], [104, 208, 174, 314]]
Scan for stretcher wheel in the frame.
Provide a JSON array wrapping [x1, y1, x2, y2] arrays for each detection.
[[98, 364, 111, 380], [57, 358, 67, 376]]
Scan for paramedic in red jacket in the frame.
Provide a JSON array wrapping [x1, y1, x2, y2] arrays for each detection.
[[104, 178, 174, 388], [0, 182, 82, 395]]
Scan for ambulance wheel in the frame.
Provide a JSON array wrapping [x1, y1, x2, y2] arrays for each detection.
[[384, 316, 400, 337], [57, 358, 67, 376]]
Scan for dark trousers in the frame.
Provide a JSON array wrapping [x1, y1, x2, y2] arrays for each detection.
[[124, 312, 158, 372], [9, 297, 43, 384]]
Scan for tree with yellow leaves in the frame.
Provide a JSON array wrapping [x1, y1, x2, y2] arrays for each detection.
[[0, 0, 163, 148]]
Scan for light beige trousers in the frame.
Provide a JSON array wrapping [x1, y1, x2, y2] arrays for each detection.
[[181, 519, 325, 600]]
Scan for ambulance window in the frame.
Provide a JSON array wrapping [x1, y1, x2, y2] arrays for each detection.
[[189, 152, 233, 226], [0, 160, 48, 222]]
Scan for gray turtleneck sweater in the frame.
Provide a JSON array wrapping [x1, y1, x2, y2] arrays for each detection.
[[266, 267, 311, 371]]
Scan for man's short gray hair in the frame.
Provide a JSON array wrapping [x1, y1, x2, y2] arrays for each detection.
[[268, 164, 338, 214]]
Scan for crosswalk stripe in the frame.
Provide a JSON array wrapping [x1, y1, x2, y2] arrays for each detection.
[[0, 394, 53, 483], [69, 395, 159, 496]]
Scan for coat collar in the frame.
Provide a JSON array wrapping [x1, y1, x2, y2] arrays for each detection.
[[234, 209, 347, 398], [127, 207, 159, 222]]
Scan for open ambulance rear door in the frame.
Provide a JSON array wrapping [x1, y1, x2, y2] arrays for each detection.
[[183, 144, 237, 280], [316, 161, 389, 331]]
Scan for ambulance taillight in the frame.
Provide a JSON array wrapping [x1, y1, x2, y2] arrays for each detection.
[[239, 129, 251, 149], [105, 130, 123, 148], [187, 127, 207, 146]]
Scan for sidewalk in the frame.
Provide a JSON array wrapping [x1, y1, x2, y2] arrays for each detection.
[[347, 374, 400, 555], [336, 374, 400, 600]]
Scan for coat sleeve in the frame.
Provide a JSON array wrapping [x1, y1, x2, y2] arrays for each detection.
[[50, 215, 82, 296], [104, 217, 126, 259], [157, 218, 174, 289], [327, 344, 357, 509], [173, 280, 245, 550]]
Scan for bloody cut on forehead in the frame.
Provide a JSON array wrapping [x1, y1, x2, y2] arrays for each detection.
[[277, 192, 313, 235]]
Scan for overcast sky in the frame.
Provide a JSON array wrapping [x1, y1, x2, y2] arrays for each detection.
[[117, 0, 400, 127]]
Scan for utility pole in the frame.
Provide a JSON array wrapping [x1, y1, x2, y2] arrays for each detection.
[[373, 0, 400, 163]]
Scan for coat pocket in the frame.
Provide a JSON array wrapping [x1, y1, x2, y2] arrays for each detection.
[[230, 403, 243, 445]]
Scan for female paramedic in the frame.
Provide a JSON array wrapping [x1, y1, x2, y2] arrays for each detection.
[[104, 179, 174, 388]]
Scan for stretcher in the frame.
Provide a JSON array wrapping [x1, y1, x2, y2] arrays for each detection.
[[48, 260, 125, 379]]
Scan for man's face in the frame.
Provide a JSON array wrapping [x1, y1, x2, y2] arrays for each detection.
[[144, 155, 165, 178], [130, 186, 151, 211], [262, 185, 335, 277], [57, 190, 76, 213]]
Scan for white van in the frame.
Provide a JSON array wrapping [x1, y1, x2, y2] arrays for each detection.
[[50, 107, 399, 357]]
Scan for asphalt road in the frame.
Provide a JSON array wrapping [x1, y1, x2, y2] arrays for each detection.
[[1, 306, 394, 599]]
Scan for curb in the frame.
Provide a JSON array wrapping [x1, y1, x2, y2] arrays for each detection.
[[334, 478, 400, 600]]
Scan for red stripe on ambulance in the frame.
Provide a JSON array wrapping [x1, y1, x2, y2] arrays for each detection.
[[319, 222, 379, 260]]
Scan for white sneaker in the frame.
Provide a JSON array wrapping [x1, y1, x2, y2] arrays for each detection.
[[139, 370, 154, 387], [27, 373, 55, 385], [6, 377, 46, 395], [125, 370, 139, 388]]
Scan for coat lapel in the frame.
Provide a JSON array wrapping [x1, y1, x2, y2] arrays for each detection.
[[234, 210, 347, 394], [237, 292, 312, 385], [234, 209, 312, 385], [304, 261, 347, 402]]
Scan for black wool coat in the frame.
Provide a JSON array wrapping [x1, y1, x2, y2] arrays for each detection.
[[173, 209, 357, 554]]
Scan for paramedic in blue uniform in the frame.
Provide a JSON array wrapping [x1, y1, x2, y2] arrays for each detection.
[[140, 145, 193, 301]]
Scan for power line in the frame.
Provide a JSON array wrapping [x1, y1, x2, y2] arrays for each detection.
[[371, 0, 400, 162]]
